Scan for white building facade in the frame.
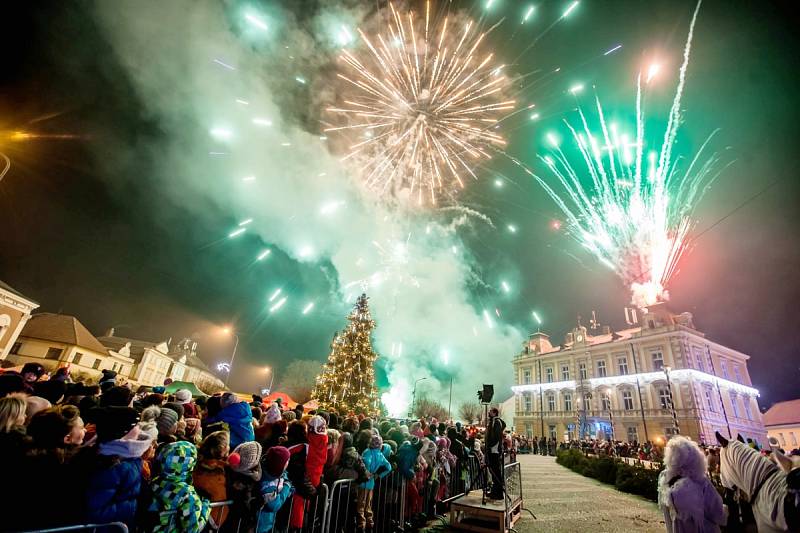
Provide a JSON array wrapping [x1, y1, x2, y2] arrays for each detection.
[[512, 304, 766, 445]]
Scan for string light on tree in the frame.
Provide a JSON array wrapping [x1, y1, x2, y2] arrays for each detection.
[[312, 293, 380, 415]]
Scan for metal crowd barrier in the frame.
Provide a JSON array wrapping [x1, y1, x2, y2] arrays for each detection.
[[14, 524, 129, 533]]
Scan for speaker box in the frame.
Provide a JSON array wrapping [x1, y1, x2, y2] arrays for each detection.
[[482, 384, 494, 403]]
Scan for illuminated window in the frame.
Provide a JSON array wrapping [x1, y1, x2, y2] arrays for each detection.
[[651, 350, 664, 371], [694, 348, 705, 372], [561, 364, 570, 381], [658, 387, 671, 409], [523, 369, 531, 384], [705, 386, 716, 412], [617, 356, 628, 375], [601, 394, 611, 411], [579, 362, 587, 380], [524, 393, 532, 412], [729, 392, 740, 418], [597, 360, 607, 377], [547, 393, 555, 411], [742, 397, 753, 420], [622, 390, 634, 410], [720, 360, 729, 379], [564, 393, 572, 411], [545, 367, 553, 383]]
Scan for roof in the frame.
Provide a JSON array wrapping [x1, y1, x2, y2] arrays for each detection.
[[0, 279, 38, 306], [20, 313, 108, 354], [97, 335, 163, 359], [167, 347, 213, 375], [763, 399, 800, 427]]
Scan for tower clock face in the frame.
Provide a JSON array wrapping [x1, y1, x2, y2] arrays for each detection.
[[576, 334, 583, 342]]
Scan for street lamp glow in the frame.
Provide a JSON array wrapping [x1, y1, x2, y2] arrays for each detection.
[[221, 326, 233, 335]]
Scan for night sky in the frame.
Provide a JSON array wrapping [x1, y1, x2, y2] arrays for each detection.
[[1, 0, 798, 408]]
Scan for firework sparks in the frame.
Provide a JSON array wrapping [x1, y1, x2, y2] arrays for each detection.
[[326, 1, 514, 205], [526, 1, 720, 308]]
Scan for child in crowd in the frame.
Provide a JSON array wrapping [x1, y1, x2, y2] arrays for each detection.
[[257, 446, 294, 533], [149, 441, 212, 532], [358, 433, 392, 530], [193, 430, 231, 528], [225, 440, 263, 533]]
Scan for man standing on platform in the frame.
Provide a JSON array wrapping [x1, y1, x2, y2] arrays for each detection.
[[486, 407, 506, 500]]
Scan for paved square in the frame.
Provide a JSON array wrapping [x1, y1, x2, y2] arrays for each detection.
[[514, 454, 664, 532]]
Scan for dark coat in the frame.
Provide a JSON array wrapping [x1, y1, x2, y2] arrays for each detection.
[[324, 446, 369, 485], [286, 443, 316, 497], [85, 455, 144, 528], [486, 416, 506, 453], [397, 442, 420, 480]]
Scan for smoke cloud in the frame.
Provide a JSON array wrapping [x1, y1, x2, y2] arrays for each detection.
[[92, 0, 521, 414]]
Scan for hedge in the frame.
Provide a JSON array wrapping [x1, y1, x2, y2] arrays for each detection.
[[555, 449, 662, 501]]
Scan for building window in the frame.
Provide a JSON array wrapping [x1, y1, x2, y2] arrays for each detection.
[[720, 360, 729, 379], [617, 356, 628, 375], [658, 387, 671, 409], [729, 392, 740, 418], [561, 364, 570, 381], [45, 347, 64, 360], [548, 425, 557, 440], [523, 369, 531, 385], [622, 390, 634, 410], [547, 393, 555, 412], [601, 394, 611, 411], [10, 342, 22, 355], [578, 362, 587, 380], [627, 426, 638, 443], [704, 386, 716, 412], [742, 397, 753, 420], [545, 367, 553, 383], [73, 353, 83, 366], [790, 432, 798, 447], [524, 393, 532, 412], [778, 433, 786, 446], [733, 365, 743, 384], [564, 393, 572, 412], [92, 360, 101, 370], [596, 360, 607, 377], [651, 350, 664, 371], [693, 348, 705, 372]]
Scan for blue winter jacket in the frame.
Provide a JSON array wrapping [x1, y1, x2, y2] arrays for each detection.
[[360, 448, 392, 490], [207, 401, 255, 449], [257, 472, 293, 533], [86, 456, 144, 528], [396, 442, 419, 480]]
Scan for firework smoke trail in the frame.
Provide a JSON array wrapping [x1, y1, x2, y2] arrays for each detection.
[[326, 1, 515, 206], [524, 0, 724, 308]]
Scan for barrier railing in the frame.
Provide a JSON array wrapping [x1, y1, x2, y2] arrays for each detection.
[[14, 524, 129, 533]]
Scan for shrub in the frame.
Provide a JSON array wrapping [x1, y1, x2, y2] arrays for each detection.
[[556, 449, 661, 501]]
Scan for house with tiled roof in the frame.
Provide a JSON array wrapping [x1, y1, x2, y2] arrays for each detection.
[[0, 279, 39, 360], [167, 338, 224, 394], [97, 329, 173, 387], [763, 399, 800, 451], [8, 313, 134, 378]]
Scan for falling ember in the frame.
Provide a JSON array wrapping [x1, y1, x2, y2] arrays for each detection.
[[525, 1, 718, 308], [325, 1, 514, 205]]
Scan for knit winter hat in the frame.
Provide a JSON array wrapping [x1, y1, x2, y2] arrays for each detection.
[[220, 392, 238, 409], [141, 405, 161, 423], [264, 446, 291, 477], [369, 433, 383, 449], [308, 415, 327, 435], [175, 389, 192, 403], [265, 403, 282, 424], [151, 386, 166, 395], [94, 406, 140, 443], [138, 421, 159, 441], [230, 441, 262, 475], [157, 406, 179, 435], [163, 402, 184, 420]]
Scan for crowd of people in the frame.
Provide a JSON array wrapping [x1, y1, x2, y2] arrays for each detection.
[[0, 363, 495, 533], [511, 434, 665, 463]]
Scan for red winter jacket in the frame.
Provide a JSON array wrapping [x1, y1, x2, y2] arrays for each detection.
[[306, 432, 328, 487]]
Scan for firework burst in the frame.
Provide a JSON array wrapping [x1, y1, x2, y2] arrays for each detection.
[[523, 1, 723, 308], [326, 1, 514, 206]]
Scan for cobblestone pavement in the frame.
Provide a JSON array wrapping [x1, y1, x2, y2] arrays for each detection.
[[513, 454, 664, 532]]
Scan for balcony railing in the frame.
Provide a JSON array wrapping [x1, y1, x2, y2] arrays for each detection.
[[514, 408, 702, 419]]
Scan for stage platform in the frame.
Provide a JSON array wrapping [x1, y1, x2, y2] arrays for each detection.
[[449, 491, 523, 532]]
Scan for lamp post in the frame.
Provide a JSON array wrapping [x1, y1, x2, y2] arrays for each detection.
[[221, 327, 239, 389], [664, 366, 680, 436], [409, 377, 427, 418]]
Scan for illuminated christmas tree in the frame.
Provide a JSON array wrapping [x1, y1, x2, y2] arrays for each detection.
[[312, 293, 380, 415]]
